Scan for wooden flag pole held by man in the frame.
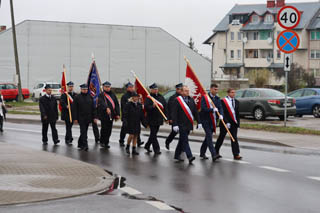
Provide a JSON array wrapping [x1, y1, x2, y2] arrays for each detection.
[[62, 65, 72, 123], [184, 57, 235, 142], [131, 71, 168, 121]]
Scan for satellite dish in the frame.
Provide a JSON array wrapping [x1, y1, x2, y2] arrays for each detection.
[[267, 37, 273, 44], [243, 37, 248, 43], [267, 57, 271, 62]]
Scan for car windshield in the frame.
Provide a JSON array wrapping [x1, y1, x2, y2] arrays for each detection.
[[261, 89, 285, 98], [47, 84, 61, 89]]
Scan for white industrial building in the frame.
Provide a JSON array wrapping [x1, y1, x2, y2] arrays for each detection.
[[0, 20, 213, 91]]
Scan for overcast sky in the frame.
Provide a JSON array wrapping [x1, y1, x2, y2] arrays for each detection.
[[0, 0, 313, 57]]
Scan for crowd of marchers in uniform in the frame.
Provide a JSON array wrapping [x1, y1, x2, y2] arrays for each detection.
[[32, 81, 243, 164]]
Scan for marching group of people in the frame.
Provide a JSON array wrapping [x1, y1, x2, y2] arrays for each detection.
[[39, 81, 242, 164]]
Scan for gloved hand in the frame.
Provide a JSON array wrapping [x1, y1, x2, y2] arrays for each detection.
[[219, 115, 223, 120], [197, 124, 202, 130], [226, 123, 231, 129], [213, 108, 219, 112], [173, 126, 179, 133]]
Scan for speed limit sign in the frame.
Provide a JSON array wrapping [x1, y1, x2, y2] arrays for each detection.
[[277, 6, 301, 29]]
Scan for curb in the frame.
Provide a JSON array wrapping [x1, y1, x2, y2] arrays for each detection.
[[6, 117, 289, 147]]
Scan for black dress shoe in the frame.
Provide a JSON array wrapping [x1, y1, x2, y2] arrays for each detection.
[[174, 158, 184, 162], [212, 155, 219, 162], [144, 147, 152, 153], [200, 155, 209, 160], [83, 147, 89, 152], [95, 140, 100, 144], [105, 145, 111, 149], [188, 156, 196, 164], [54, 140, 60, 145], [154, 151, 162, 155], [119, 143, 125, 147], [217, 154, 222, 159], [165, 144, 170, 151], [138, 141, 144, 147], [42, 141, 48, 145], [234, 155, 243, 160]]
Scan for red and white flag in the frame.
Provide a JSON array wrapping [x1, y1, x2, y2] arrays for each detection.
[[134, 78, 149, 105], [185, 63, 206, 110], [59, 72, 67, 112]]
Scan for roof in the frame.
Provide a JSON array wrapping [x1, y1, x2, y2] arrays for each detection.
[[204, 2, 320, 43]]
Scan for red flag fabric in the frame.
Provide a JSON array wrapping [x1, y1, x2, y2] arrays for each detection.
[[134, 78, 149, 105], [185, 63, 206, 110], [59, 72, 67, 112]]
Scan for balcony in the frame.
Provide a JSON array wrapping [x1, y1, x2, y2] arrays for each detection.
[[244, 40, 273, 49], [244, 58, 272, 68]]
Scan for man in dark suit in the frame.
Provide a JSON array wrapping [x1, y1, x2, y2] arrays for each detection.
[[60, 81, 77, 145], [199, 83, 223, 161], [73, 84, 98, 151], [144, 83, 167, 155], [98, 81, 120, 149], [165, 83, 183, 150], [172, 86, 200, 164], [215, 88, 242, 160], [39, 85, 59, 145]]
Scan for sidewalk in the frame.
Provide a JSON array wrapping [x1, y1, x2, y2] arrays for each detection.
[[0, 142, 114, 206], [5, 114, 320, 151]]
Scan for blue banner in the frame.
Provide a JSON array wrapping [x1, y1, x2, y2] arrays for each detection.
[[87, 62, 101, 107]]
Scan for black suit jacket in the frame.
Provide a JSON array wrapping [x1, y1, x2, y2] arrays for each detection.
[[39, 95, 58, 123], [144, 93, 166, 126], [220, 97, 240, 128], [172, 96, 200, 131], [60, 92, 77, 121], [97, 91, 120, 121], [73, 93, 97, 124]]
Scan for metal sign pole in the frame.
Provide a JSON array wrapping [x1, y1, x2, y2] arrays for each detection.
[[284, 70, 288, 127]]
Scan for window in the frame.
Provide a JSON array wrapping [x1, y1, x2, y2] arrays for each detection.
[[260, 30, 272, 40], [265, 14, 274, 24], [230, 50, 234, 59], [254, 50, 259, 58], [235, 90, 245, 98], [231, 32, 235, 41], [6, 84, 16, 89], [244, 90, 259, 98], [313, 69, 320, 77], [253, 32, 259, 40], [0, 85, 5, 90], [237, 32, 242, 41], [303, 90, 317, 97], [251, 15, 259, 24], [289, 90, 303, 98], [311, 50, 320, 59], [277, 50, 281, 59], [246, 49, 259, 58], [237, 50, 241, 59], [311, 31, 320, 40]]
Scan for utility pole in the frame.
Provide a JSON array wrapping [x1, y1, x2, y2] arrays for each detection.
[[10, 0, 23, 102]]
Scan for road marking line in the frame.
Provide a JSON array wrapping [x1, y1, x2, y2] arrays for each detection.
[[120, 186, 142, 195], [222, 158, 251, 164], [145, 201, 175, 211], [307, 176, 320, 181], [259, 166, 290, 173]]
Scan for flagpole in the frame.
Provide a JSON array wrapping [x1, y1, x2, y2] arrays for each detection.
[[63, 65, 72, 123], [131, 71, 168, 121], [184, 57, 235, 142]]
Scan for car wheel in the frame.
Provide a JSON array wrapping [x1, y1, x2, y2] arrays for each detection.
[[312, 105, 320, 118], [253, 107, 265, 121]]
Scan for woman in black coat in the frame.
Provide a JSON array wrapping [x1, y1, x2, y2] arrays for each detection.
[[0, 90, 7, 132], [122, 93, 147, 155]]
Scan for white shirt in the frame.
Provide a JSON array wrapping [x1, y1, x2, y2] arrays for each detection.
[[226, 96, 237, 123]]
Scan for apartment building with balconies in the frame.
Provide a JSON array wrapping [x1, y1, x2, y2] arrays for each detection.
[[204, 0, 320, 87]]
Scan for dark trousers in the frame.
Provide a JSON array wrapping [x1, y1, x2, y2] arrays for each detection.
[[200, 123, 217, 157], [65, 120, 73, 142], [78, 122, 89, 148], [92, 121, 100, 142], [165, 126, 178, 145], [42, 121, 58, 142], [120, 123, 142, 144], [0, 116, 3, 131], [174, 129, 193, 159], [145, 125, 160, 152], [215, 124, 240, 156], [100, 120, 113, 145]]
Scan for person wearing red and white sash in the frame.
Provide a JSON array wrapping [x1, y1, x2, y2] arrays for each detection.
[[60, 81, 77, 145], [97, 81, 120, 149], [199, 84, 224, 161], [144, 83, 167, 155], [172, 86, 200, 164], [215, 88, 242, 160]]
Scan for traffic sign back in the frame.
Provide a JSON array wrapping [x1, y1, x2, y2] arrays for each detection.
[[277, 30, 300, 54]]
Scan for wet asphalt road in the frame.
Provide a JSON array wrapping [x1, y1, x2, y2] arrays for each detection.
[[1, 122, 320, 213]]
